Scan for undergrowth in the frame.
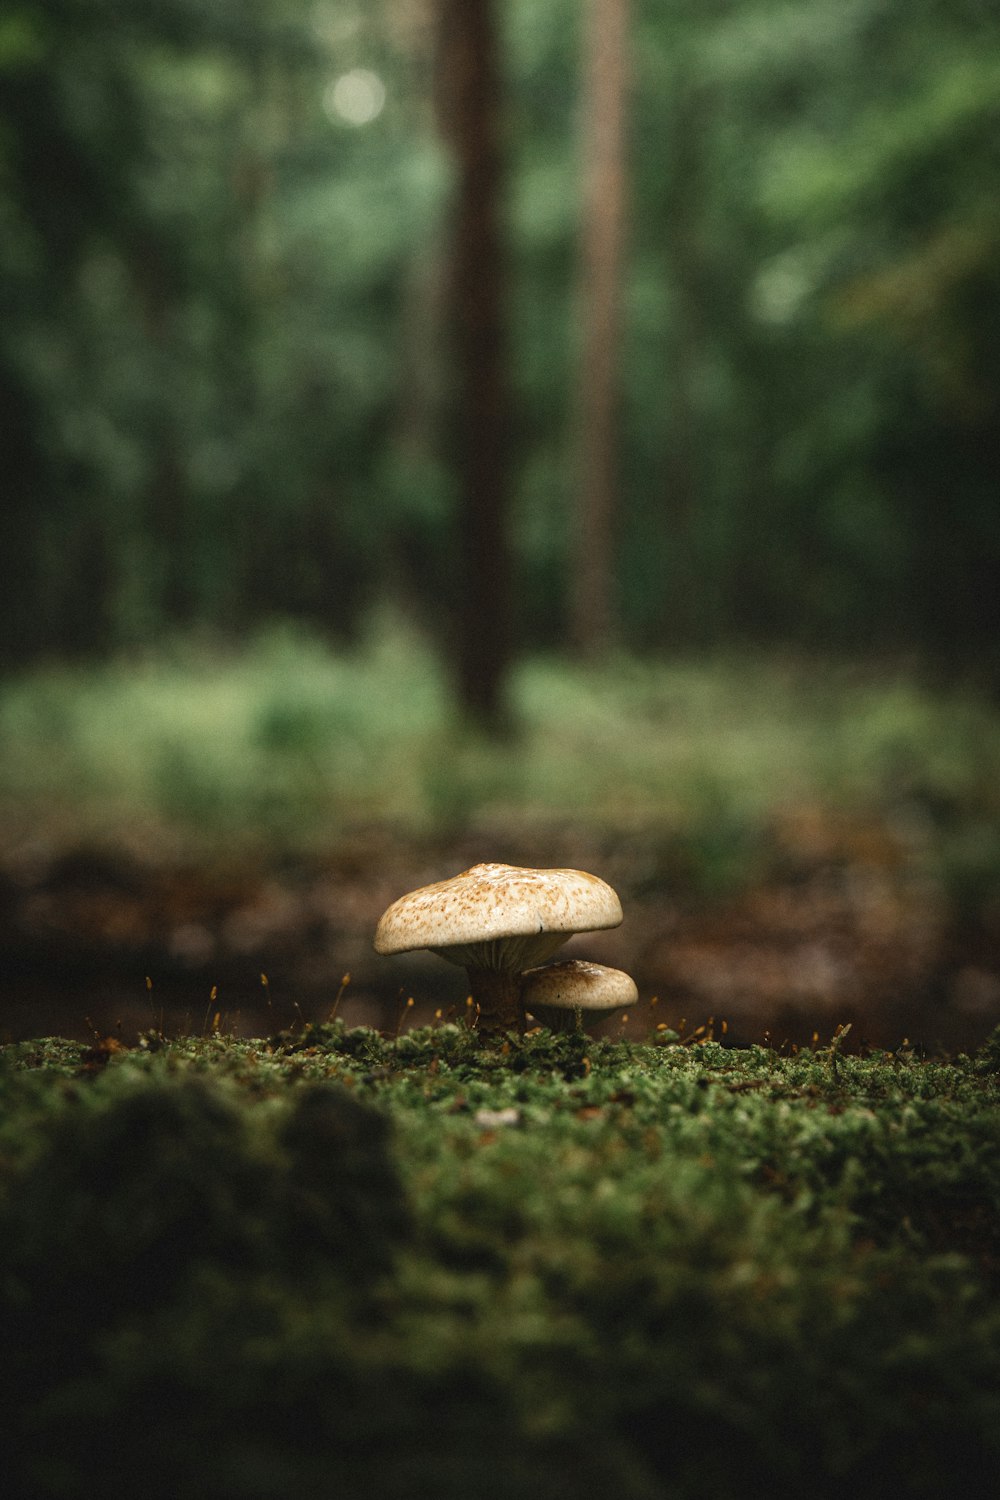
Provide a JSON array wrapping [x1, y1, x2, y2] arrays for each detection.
[[2, 1024, 998, 1498], [1, 619, 998, 870]]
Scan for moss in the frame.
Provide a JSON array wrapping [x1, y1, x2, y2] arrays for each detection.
[[1, 1026, 999, 1497]]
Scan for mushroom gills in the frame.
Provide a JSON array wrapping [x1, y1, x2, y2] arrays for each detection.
[[430, 932, 570, 973]]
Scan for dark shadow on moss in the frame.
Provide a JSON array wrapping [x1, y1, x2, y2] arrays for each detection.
[[1, 1031, 999, 1498]]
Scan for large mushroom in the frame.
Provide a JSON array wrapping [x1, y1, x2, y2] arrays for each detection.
[[373, 862, 623, 1035]]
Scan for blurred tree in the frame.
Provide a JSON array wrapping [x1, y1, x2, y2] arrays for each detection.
[[2, 0, 999, 690], [434, 0, 513, 730], [570, 0, 630, 661], [732, 0, 1000, 681], [0, 0, 432, 661]]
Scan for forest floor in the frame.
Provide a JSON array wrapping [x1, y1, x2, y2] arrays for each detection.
[[3, 1025, 999, 1497], [2, 808, 997, 1053], [1, 633, 998, 1051], [2, 643, 999, 1497]]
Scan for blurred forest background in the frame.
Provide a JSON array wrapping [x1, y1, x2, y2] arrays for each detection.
[[1, 0, 999, 1046]]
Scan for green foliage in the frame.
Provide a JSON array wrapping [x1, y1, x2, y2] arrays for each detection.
[[1, 0, 999, 675], [1, 1027, 999, 1496], [2, 630, 998, 869], [0, 0, 443, 662]]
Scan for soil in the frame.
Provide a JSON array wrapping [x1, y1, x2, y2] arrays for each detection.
[[2, 811, 998, 1050]]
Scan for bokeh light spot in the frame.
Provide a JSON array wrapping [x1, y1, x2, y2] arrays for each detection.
[[324, 69, 386, 127]]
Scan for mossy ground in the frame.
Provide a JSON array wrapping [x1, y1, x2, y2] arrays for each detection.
[[2, 1023, 999, 1498]]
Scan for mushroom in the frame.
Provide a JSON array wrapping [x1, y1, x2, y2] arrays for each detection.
[[521, 959, 637, 1033], [373, 862, 623, 1035]]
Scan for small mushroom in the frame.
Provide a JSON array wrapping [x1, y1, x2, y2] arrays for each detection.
[[521, 959, 637, 1033], [373, 862, 623, 1036]]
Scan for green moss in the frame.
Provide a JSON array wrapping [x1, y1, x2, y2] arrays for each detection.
[[1, 1027, 998, 1497]]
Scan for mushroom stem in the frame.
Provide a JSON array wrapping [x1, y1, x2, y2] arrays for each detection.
[[528, 1004, 584, 1035], [466, 966, 525, 1036]]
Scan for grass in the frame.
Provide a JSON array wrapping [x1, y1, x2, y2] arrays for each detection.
[[1, 615, 998, 865], [2, 1022, 999, 1498]]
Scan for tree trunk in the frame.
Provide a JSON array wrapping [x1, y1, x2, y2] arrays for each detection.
[[661, 75, 709, 647], [435, 0, 512, 732], [571, 0, 630, 660]]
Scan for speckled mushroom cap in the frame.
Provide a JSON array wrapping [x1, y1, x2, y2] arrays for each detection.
[[521, 959, 637, 1014], [373, 862, 623, 973]]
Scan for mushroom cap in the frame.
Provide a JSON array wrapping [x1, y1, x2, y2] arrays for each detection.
[[373, 862, 623, 973], [521, 959, 638, 1014]]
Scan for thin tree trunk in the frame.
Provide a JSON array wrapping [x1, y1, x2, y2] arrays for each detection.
[[571, 0, 630, 660], [133, 237, 190, 627], [436, 0, 512, 732], [661, 75, 708, 647]]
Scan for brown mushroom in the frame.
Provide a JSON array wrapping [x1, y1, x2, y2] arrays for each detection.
[[521, 959, 637, 1033], [373, 862, 623, 1035]]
